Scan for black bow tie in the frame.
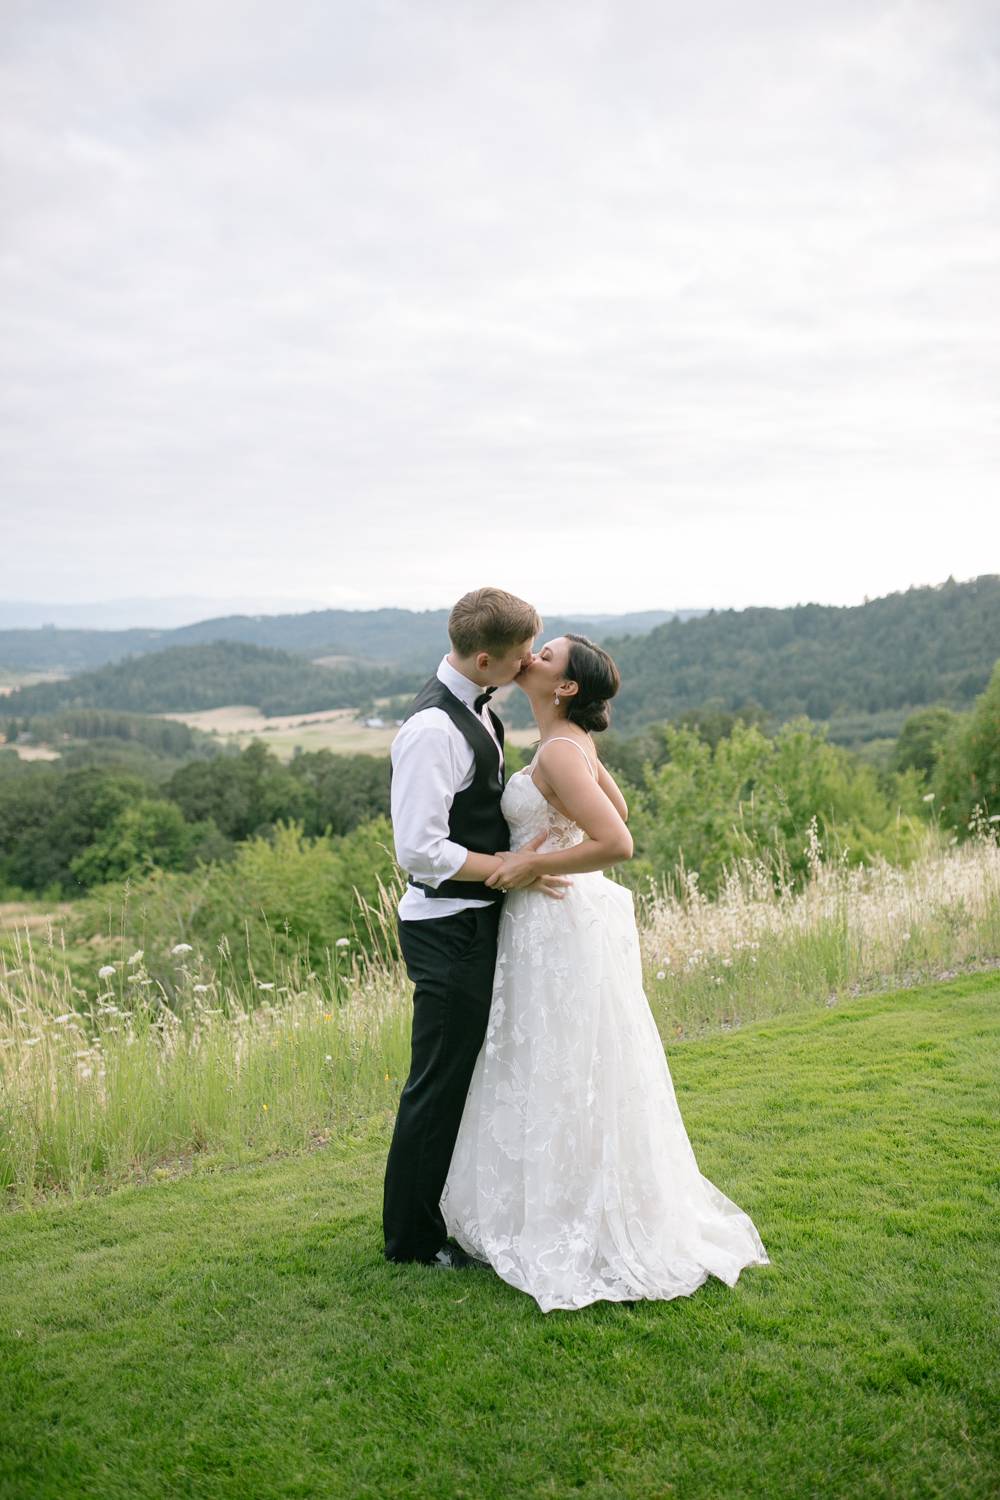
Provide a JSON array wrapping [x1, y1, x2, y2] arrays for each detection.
[[474, 686, 497, 713]]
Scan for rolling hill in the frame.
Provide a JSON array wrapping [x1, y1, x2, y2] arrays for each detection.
[[602, 576, 1000, 736], [0, 608, 690, 674], [0, 643, 423, 721], [2, 580, 997, 741]]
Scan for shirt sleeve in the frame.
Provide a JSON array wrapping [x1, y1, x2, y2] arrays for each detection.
[[389, 713, 474, 886]]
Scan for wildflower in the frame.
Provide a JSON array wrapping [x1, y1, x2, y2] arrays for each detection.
[[656, 971, 665, 980], [172, 943, 193, 955], [193, 985, 209, 994], [923, 793, 935, 803], [53, 1013, 74, 1024], [263, 1104, 267, 1111], [902, 932, 910, 941], [335, 938, 350, 947], [23, 1037, 41, 1046], [98, 965, 116, 979], [258, 982, 275, 991], [80, 1067, 92, 1078], [127, 951, 143, 966], [991, 815, 1000, 824], [326, 1054, 332, 1060]]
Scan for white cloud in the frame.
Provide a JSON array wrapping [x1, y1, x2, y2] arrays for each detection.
[[1, 0, 998, 615]]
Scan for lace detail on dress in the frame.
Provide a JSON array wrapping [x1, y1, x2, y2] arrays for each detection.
[[441, 771, 769, 1313], [505, 768, 584, 853]]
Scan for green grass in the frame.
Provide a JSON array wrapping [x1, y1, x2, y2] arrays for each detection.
[[2, 974, 998, 1499]]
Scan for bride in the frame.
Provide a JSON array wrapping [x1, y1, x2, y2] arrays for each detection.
[[441, 633, 768, 1313]]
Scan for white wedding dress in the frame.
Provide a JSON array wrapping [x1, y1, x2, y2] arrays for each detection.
[[442, 755, 769, 1313]]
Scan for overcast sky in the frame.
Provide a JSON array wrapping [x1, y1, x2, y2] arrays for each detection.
[[2, 0, 998, 619]]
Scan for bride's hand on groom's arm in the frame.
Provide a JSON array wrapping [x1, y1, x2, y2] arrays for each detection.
[[484, 836, 573, 899]]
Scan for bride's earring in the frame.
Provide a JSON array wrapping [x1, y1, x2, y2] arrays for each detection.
[[554, 694, 560, 706]]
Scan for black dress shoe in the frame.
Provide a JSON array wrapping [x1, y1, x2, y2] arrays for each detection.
[[426, 1241, 491, 1271]]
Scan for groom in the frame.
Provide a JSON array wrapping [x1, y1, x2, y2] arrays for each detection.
[[383, 586, 565, 1267]]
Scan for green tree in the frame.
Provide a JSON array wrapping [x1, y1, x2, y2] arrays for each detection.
[[627, 720, 927, 891], [0, 766, 158, 895], [891, 707, 957, 777], [164, 742, 307, 841], [69, 799, 207, 887], [935, 661, 1000, 831]]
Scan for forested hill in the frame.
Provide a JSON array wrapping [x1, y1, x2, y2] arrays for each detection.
[[0, 608, 686, 673], [0, 643, 423, 720], [606, 576, 1000, 735]]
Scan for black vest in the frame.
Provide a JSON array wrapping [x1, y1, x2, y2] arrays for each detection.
[[402, 674, 509, 903]]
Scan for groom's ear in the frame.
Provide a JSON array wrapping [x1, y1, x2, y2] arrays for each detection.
[[475, 651, 492, 674]]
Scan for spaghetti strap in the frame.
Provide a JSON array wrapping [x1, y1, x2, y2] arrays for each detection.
[[538, 736, 598, 780]]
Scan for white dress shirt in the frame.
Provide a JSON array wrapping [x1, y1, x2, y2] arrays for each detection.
[[392, 656, 505, 922]]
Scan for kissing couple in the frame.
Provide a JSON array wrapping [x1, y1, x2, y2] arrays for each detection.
[[383, 587, 767, 1313]]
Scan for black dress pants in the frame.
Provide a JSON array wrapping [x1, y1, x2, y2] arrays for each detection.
[[383, 903, 501, 1263]]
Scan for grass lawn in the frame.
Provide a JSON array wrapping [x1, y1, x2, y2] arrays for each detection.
[[2, 975, 998, 1499]]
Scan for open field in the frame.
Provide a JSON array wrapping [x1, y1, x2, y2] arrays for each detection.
[[0, 669, 69, 698], [158, 703, 541, 760], [2, 973, 998, 1499]]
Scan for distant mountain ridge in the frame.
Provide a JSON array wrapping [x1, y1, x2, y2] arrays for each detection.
[[0, 607, 692, 674]]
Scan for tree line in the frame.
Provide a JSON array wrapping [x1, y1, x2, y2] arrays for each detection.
[[0, 742, 392, 898]]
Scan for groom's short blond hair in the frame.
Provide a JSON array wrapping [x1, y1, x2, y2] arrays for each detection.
[[448, 588, 541, 659]]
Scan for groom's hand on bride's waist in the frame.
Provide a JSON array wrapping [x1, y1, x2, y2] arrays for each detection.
[[485, 836, 573, 899]]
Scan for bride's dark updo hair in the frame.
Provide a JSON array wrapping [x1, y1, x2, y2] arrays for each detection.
[[563, 634, 620, 734]]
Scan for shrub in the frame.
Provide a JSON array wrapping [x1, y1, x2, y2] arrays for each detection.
[[626, 719, 927, 891], [936, 661, 1000, 831], [75, 818, 399, 990]]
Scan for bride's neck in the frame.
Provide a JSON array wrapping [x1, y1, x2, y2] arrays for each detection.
[[529, 694, 573, 740]]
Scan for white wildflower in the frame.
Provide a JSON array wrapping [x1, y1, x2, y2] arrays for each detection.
[[172, 943, 193, 955], [98, 965, 116, 979], [325, 1054, 332, 1061], [655, 971, 665, 980], [79, 1067, 92, 1078], [335, 938, 350, 947], [23, 1037, 41, 1046], [258, 982, 275, 991], [193, 985, 209, 994], [127, 951, 143, 966], [923, 793, 935, 803]]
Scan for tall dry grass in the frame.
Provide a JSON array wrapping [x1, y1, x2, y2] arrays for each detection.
[[639, 824, 1000, 1036], [3, 832, 1000, 1197], [0, 888, 412, 1198]]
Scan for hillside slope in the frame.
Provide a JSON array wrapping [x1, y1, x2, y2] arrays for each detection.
[[604, 576, 1000, 735], [0, 643, 422, 719]]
